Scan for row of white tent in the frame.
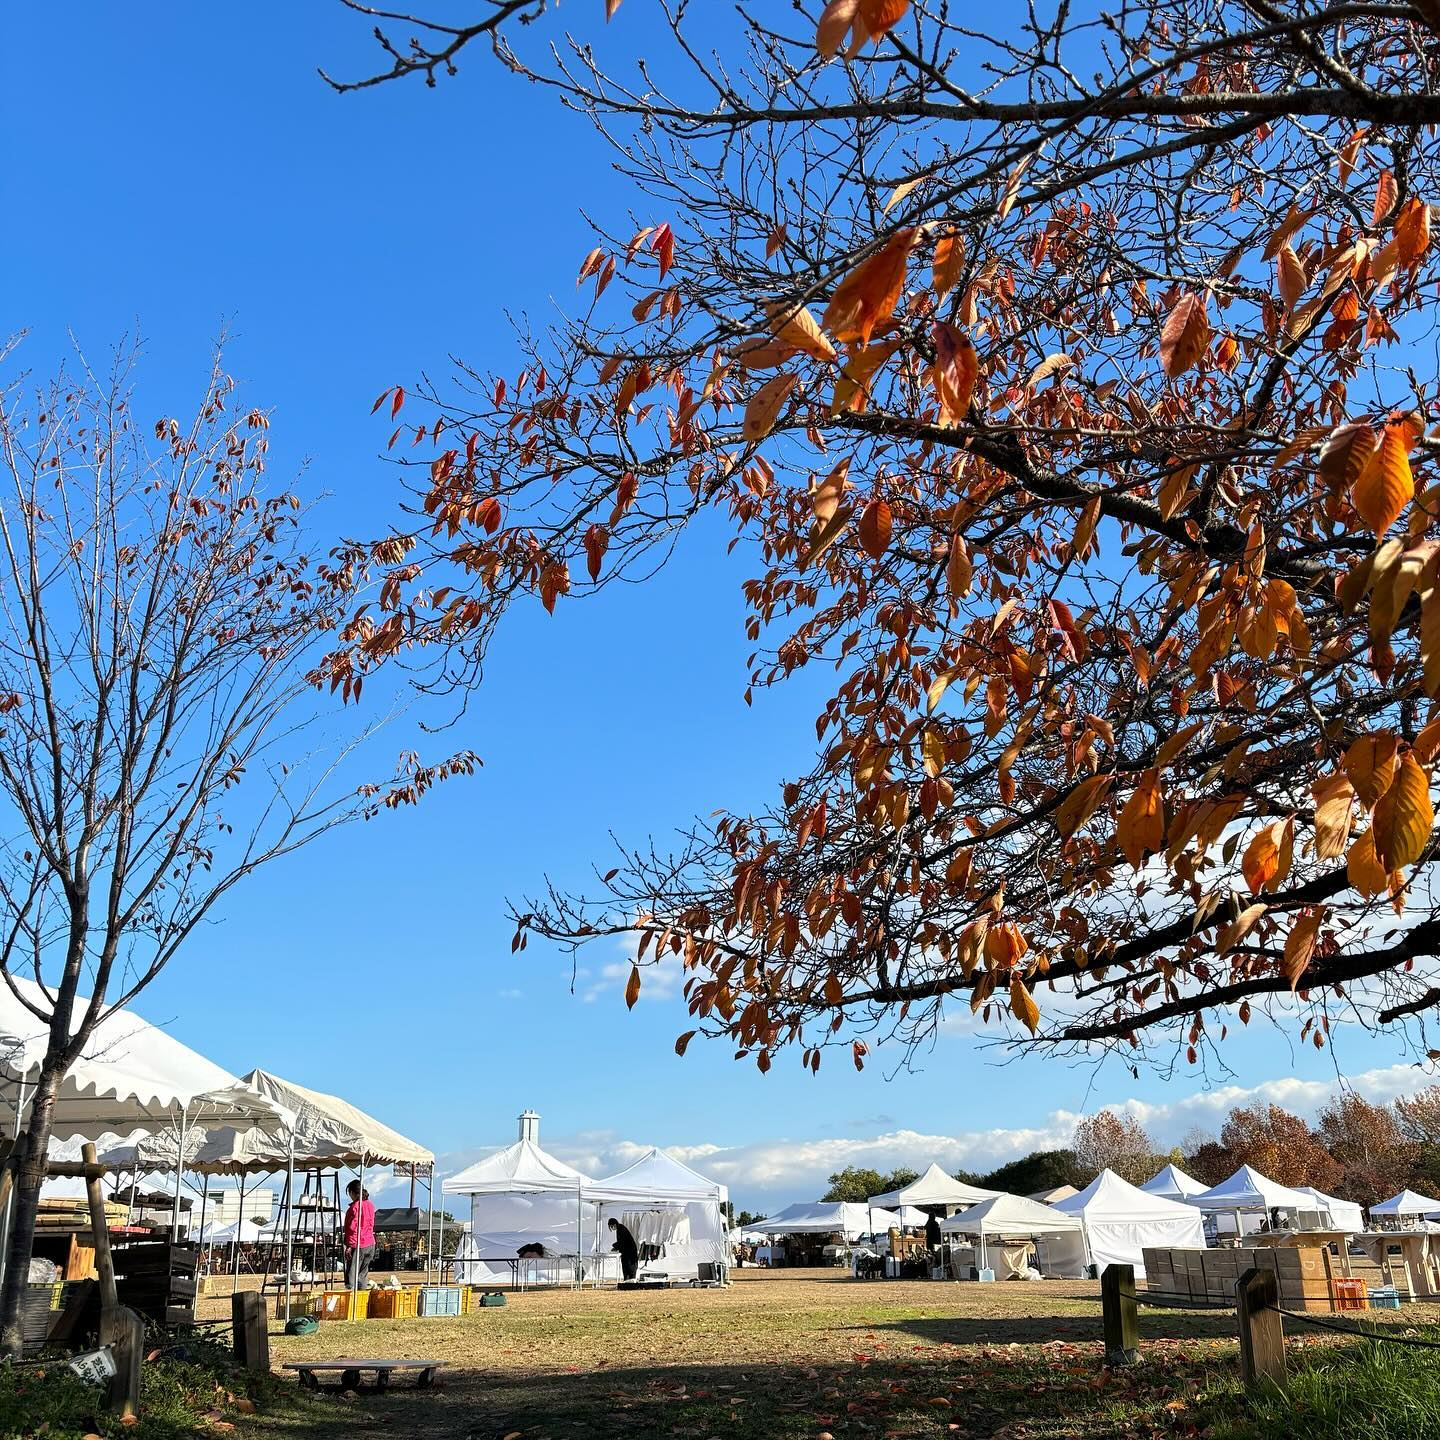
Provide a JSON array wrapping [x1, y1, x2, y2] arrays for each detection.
[[442, 1124, 731, 1284]]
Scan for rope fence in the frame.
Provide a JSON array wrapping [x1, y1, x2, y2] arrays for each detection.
[[1100, 1261, 1440, 1392]]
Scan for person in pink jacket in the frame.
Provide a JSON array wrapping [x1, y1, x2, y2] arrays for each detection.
[[344, 1180, 376, 1290]]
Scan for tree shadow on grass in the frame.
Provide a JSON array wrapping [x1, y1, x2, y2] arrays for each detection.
[[850, 1304, 1239, 1348], [238, 1341, 1244, 1440]]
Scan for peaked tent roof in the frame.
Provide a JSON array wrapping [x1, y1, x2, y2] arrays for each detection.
[[869, 1162, 997, 1209], [444, 1138, 591, 1195], [1371, 1187, 1440, 1216], [1187, 1164, 1312, 1212], [1142, 1163, 1207, 1200], [0, 977, 279, 1141], [585, 1147, 728, 1204], [1028, 1184, 1080, 1205], [189, 1068, 431, 1173], [941, 1192, 1084, 1235], [1055, 1168, 1203, 1223], [1293, 1185, 1366, 1231], [756, 1201, 901, 1237]]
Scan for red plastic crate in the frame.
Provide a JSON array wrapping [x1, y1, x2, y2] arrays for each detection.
[[1332, 1278, 1369, 1311]]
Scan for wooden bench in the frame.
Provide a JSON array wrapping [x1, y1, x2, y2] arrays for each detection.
[[285, 1358, 443, 1392]]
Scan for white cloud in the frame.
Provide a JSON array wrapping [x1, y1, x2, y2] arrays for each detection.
[[582, 946, 686, 1006], [417, 1059, 1440, 1212], [497, 988, 524, 1001]]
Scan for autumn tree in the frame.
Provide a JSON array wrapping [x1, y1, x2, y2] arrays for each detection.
[[1072, 1110, 1158, 1186], [0, 343, 467, 1355], [979, 1149, 1085, 1197], [1215, 1103, 1341, 1191], [1316, 1092, 1415, 1204], [325, 3, 1440, 1076]]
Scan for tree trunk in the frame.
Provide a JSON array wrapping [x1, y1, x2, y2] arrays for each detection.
[[0, 1067, 60, 1358]]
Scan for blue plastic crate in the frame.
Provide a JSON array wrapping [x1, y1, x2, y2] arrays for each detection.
[[418, 1285, 463, 1317], [1369, 1286, 1402, 1311]]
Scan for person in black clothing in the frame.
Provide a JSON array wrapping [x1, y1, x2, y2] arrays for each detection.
[[608, 1217, 639, 1280], [924, 1212, 942, 1251]]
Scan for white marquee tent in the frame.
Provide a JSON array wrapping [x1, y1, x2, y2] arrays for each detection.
[[941, 1192, 1088, 1277], [585, 1148, 730, 1281], [1293, 1186, 1365, 1233], [869, 1162, 996, 1212], [445, 1127, 593, 1287], [446, 1118, 731, 1285], [1188, 1165, 1313, 1213], [0, 977, 286, 1144], [1053, 1169, 1205, 1276], [1142, 1164, 1207, 1201], [756, 1201, 902, 1240], [1371, 1188, 1440, 1219]]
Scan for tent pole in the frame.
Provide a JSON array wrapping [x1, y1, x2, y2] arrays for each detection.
[[283, 1134, 295, 1324], [426, 1167, 434, 1285], [576, 1187, 583, 1290], [231, 1176, 244, 1292], [170, 1108, 184, 1241], [351, 1151, 366, 1321], [197, 1173, 210, 1258]]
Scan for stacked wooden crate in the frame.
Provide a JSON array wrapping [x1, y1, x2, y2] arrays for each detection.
[[1141, 1246, 1336, 1312], [112, 1241, 198, 1326]]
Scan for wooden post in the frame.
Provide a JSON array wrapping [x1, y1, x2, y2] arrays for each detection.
[[1101, 1263, 1140, 1367], [232, 1290, 270, 1373], [81, 1143, 117, 1311], [1236, 1267, 1286, 1390], [99, 1304, 143, 1419]]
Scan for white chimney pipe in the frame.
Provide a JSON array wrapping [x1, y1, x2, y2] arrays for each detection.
[[518, 1110, 540, 1143]]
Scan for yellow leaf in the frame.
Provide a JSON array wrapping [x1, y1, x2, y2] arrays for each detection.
[[1053, 773, 1114, 841], [742, 372, 797, 441], [922, 729, 945, 778], [1215, 902, 1267, 958], [1351, 421, 1414, 534], [766, 301, 837, 362], [1159, 292, 1210, 378], [1373, 753, 1434, 870], [1344, 732, 1398, 808], [1282, 909, 1322, 990], [1241, 817, 1294, 894], [1311, 772, 1355, 861], [1009, 973, 1041, 1034], [1347, 828, 1389, 897], [1117, 769, 1164, 868]]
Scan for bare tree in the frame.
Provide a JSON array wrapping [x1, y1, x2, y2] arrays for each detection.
[[0, 341, 471, 1354]]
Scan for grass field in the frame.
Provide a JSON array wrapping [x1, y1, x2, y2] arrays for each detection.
[[216, 1269, 1440, 1440]]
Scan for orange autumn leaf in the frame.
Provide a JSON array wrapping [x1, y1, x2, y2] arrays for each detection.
[[857, 498, 893, 559], [1282, 908, 1323, 990], [625, 966, 642, 1008], [742, 372, 797, 441], [932, 322, 978, 423], [1009, 973, 1041, 1034], [932, 233, 965, 296], [1311, 771, 1355, 861], [1159, 292, 1210, 378], [816, 0, 859, 56], [1347, 827, 1389, 897], [1117, 768, 1164, 867], [1344, 731, 1399, 808], [767, 301, 838, 362], [859, 0, 909, 39], [1373, 753, 1434, 871], [1241, 817, 1294, 893], [1317, 422, 1378, 494], [1351, 419, 1414, 534], [822, 229, 918, 344]]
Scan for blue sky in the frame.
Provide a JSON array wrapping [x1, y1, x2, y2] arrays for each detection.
[[0, 1, 1425, 1211]]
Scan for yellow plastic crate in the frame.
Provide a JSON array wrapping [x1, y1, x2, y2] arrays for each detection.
[[315, 1289, 369, 1321], [366, 1287, 418, 1320]]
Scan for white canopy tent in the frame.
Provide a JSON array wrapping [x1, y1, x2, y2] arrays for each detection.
[[941, 1192, 1088, 1277], [757, 1201, 902, 1240], [869, 1163, 997, 1212], [1293, 1186, 1365, 1233], [445, 1133, 594, 1287], [187, 1069, 432, 1319], [1142, 1164, 1207, 1201], [1028, 1184, 1079, 1206], [584, 1148, 730, 1281], [1053, 1170, 1206, 1276], [1186, 1165, 1313, 1238], [1371, 1188, 1440, 1220]]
